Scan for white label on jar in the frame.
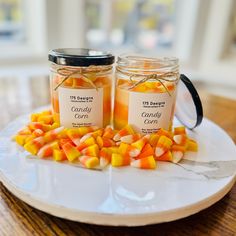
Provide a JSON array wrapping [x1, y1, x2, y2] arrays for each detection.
[[58, 87, 103, 128], [128, 91, 175, 134]]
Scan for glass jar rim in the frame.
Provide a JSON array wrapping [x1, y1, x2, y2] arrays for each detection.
[[117, 54, 179, 73]]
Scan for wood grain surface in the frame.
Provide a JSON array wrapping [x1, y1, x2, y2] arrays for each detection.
[[0, 75, 236, 236]]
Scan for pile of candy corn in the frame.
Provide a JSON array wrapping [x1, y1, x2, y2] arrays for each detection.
[[13, 110, 198, 170]]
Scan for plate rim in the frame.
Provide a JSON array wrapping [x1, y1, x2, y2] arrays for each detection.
[[0, 169, 235, 226]]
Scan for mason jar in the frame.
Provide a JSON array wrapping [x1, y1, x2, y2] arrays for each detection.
[[48, 48, 114, 128], [114, 55, 180, 134]]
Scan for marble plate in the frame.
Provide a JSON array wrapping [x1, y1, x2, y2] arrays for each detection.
[[0, 113, 236, 226]]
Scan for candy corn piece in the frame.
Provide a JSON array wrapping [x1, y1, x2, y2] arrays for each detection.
[[149, 134, 160, 147], [120, 133, 141, 144], [25, 135, 35, 144], [103, 125, 115, 139], [77, 126, 99, 136], [155, 151, 173, 162], [171, 145, 185, 163], [135, 143, 154, 160], [28, 122, 51, 132], [15, 135, 30, 146], [173, 134, 188, 146], [155, 136, 173, 157], [81, 144, 99, 157], [24, 136, 45, 155], [31, 113, 40, 122], [131, 135, 150, 154], [56, 128, 68, 139], [96, 136, 115, 148], [59, 138, 74, 148], [99, 148, 112, 167], [157, 128, 173, 139], [67, 129, 81, 146], [78, 133, 91, 144], [131, 155, 156, 169], [79, 156, 99, 169], [113, 124, 134, 141], [38, 141, 60, 158], [187, 139, 198, 152], [32, 129, 44, 137], [76, 136, 96, 151], [91, 129, 104, 138], [38, 115, 54, 125], [62, 142, 81, 162], [79, 129, 104, 143], [44, 126, 64, 143], [18, 127, 32, 135], [108, 146, 119, 153], [51, 122, 60, 130], [174, 126, 186, 135], [53, 149, 67, 161], [111, 153, 130, 167], [118, 143, 140, 157]]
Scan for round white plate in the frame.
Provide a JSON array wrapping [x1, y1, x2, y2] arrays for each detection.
[[0, 114, 236, 226]]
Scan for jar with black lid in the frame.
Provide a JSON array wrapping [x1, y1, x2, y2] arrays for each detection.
[[48, 48, 115, 128]]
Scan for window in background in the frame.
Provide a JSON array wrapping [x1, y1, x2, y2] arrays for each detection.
[[0, 0, 25, 44], [85, 0, 175, 53]]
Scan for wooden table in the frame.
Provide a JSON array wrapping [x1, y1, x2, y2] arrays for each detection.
[[0, 76, 236, 236]]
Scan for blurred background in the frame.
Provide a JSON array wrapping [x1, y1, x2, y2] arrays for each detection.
[[0, 0, 235, 128]]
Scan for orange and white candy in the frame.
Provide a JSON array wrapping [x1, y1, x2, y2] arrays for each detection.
[[28, 122, 51, 132], [120, 133, 141, 144], [131, 155, 156, 169], [173, 134, 188, 146], [32, 129, 44, 137], [113, 124, 134, 141], [155, 150, 173, 162], [155, 135, 173, 157], [62, 142, 81, 162], [76, 136, 96, 151], [135, 143, 154, 160], [148, 133, 160, 147], [118, 143, 140, 158], [171, 145, 185, 163], [131, 135, 150, 153], [77, 126, 99, 136], [96, 136, 115, 148], [79, 129, 104, 143], [81, 144, 99, 157], [53, 149, 67, 161], [174, 126, 186, 135], [79, 155, 99, 169], [103, 125, 116, 139], [18, 127, 32, 135], [15, 135, 30, 146], [67, 129, 81, 146], [111, 153, 130, 167], [24, 136, 45, 155], [99, 148, 112, 167], [38, 141, 60, 158], [44, 126, 64, 143]]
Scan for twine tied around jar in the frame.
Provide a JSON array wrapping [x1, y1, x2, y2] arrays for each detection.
[[116, 67, 179, 96], [54, 66, 112, 91]]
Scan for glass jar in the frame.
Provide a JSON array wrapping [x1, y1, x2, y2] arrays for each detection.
[[114, 55, 179, 134], [48, 48, 114, 128]]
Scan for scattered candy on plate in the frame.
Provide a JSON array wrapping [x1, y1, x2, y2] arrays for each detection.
[[13, 110, 198, 170]]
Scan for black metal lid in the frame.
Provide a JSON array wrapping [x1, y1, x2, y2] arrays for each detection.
[[175, 74, 203, 129], [48, 48, 115, 66]]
